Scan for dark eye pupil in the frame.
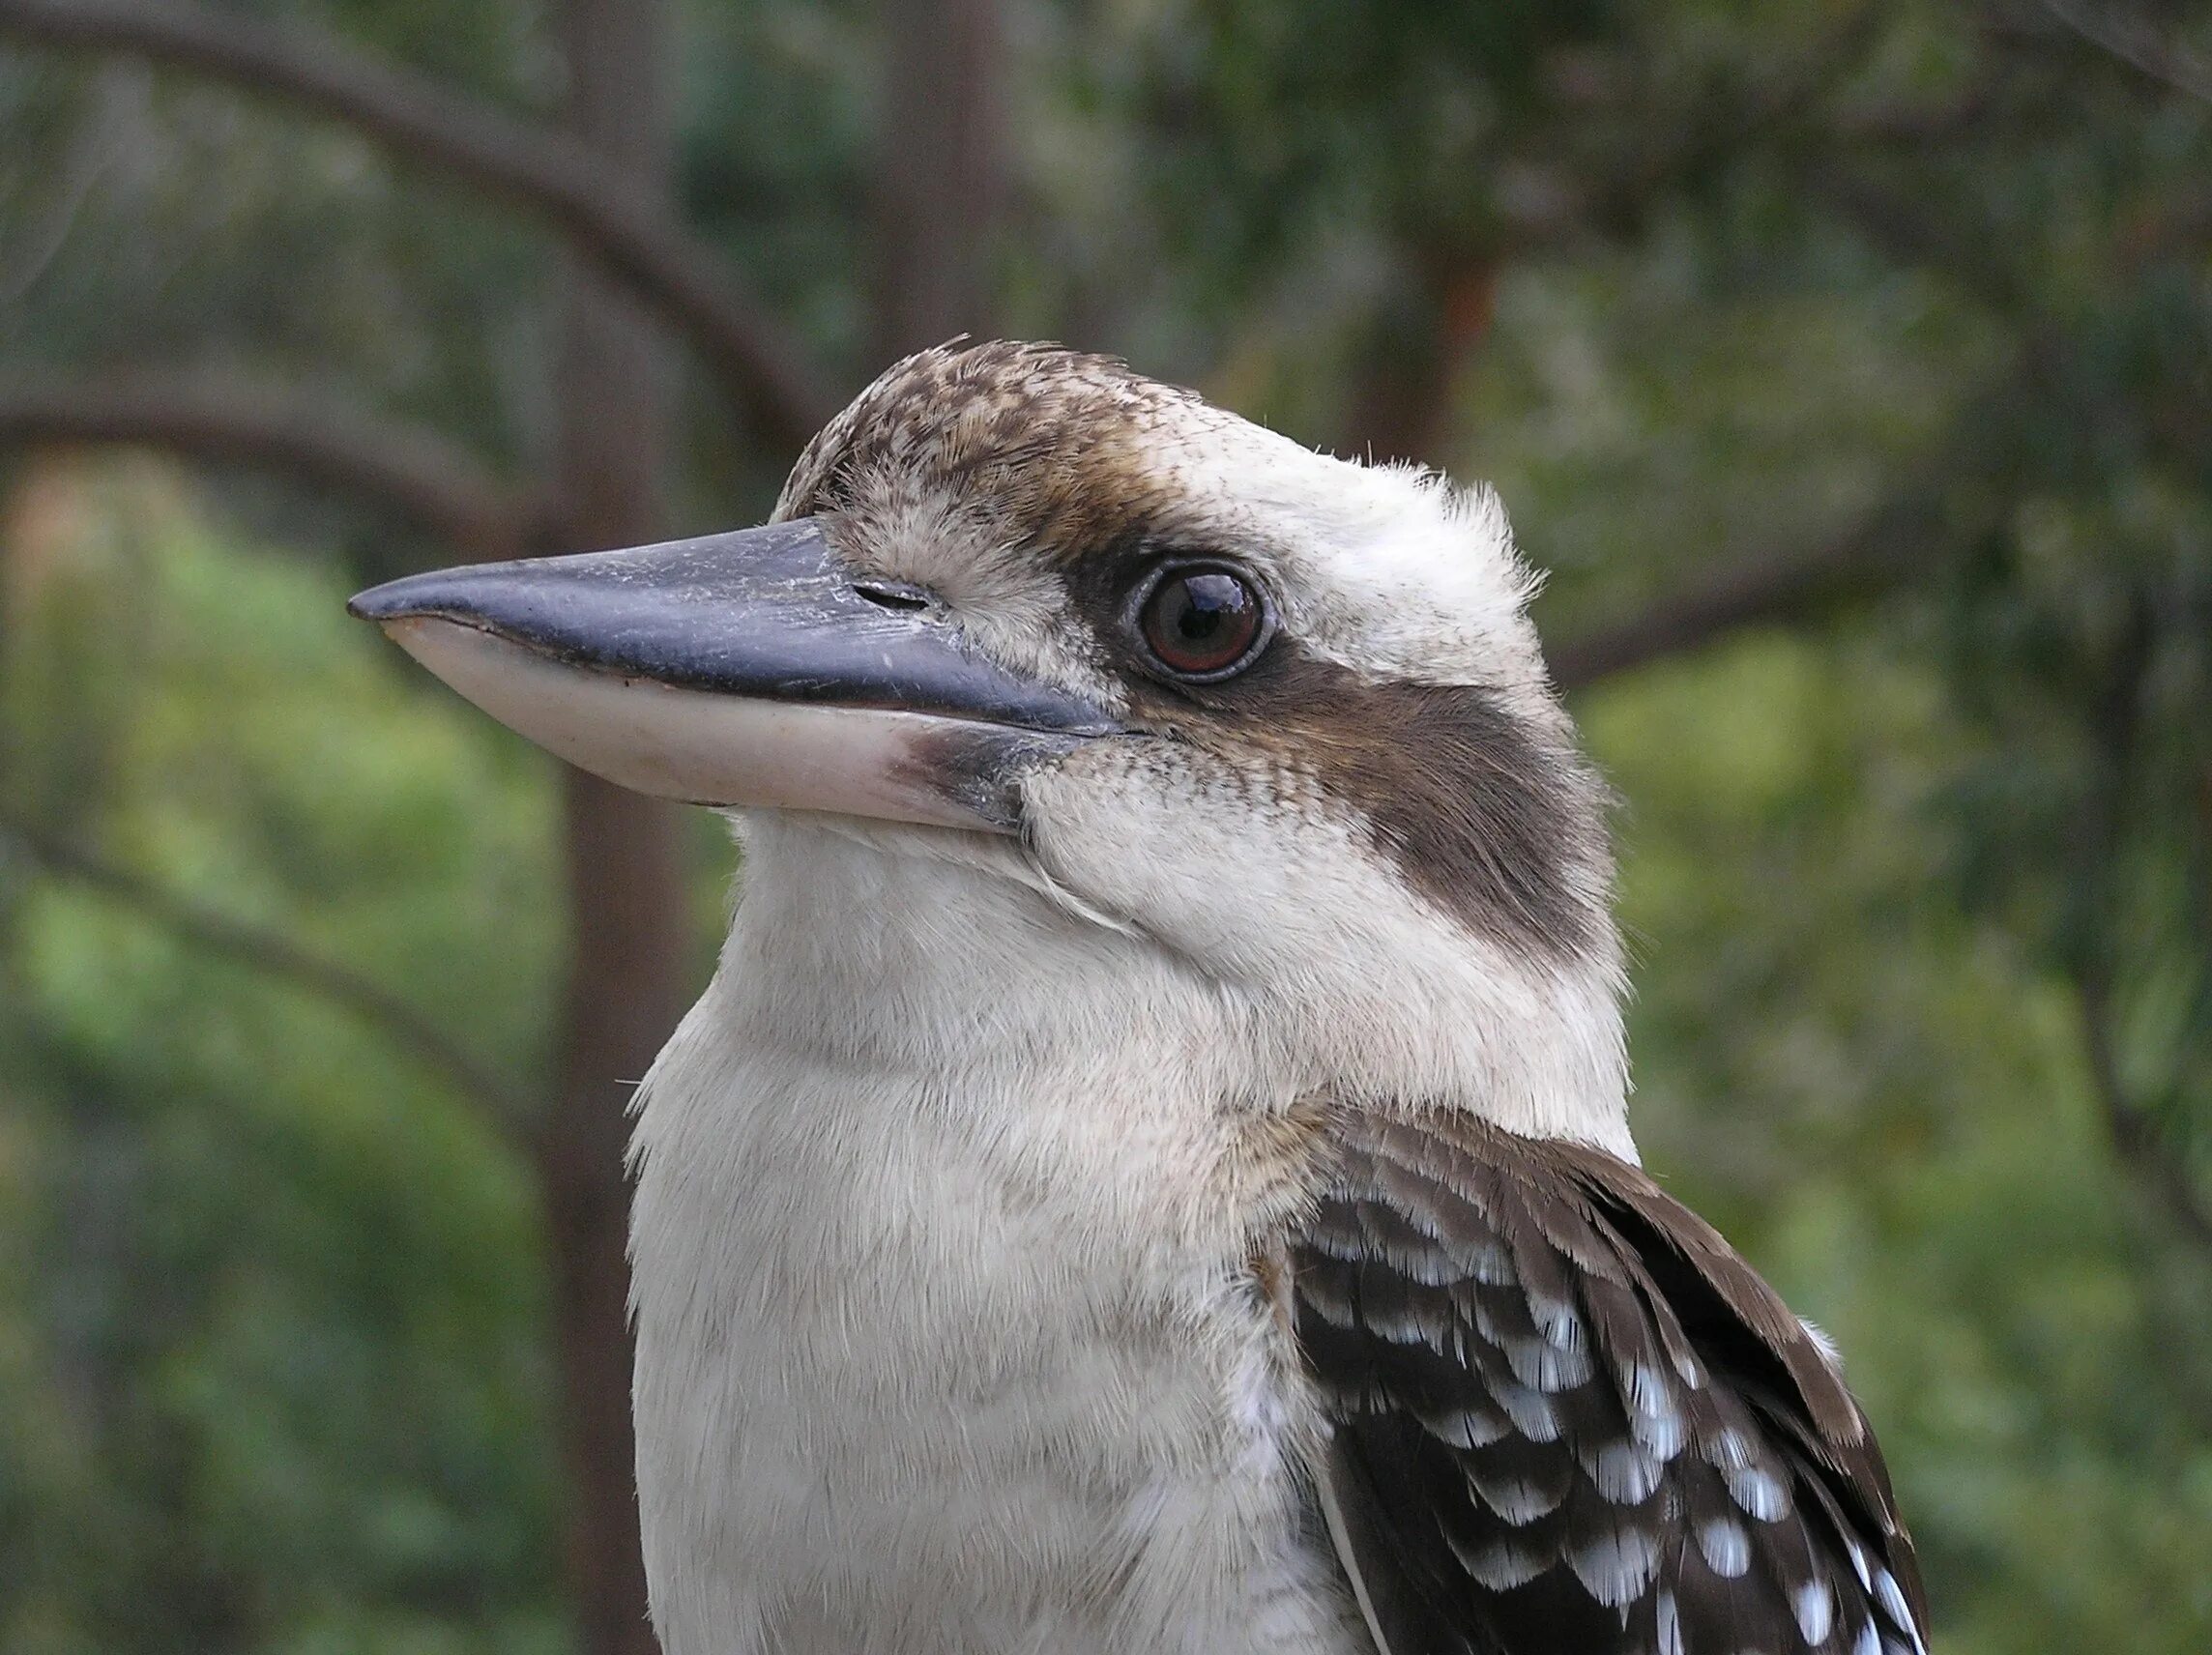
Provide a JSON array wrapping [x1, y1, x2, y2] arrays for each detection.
[[1137, 566, 1266, 678], [1177, 577, 1237, 636]]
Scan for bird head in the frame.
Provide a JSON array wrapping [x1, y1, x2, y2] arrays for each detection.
[[351, 341, 1628, 1149]]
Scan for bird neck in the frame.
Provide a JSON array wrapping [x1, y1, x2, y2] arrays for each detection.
[[636, 812, 1635, 1190]]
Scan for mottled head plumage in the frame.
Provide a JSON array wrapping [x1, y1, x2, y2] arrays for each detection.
[[778, 339, 1207, 545]]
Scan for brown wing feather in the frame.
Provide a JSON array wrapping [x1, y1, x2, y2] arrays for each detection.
[[1289, 1110, 1928, 1655]]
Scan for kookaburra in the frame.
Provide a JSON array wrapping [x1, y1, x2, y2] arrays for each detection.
[[351, 341, 1928, 1655]]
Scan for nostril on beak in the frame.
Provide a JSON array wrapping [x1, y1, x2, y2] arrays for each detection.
[[852, 579, 934, 613]]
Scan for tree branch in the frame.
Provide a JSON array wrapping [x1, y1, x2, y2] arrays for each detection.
[[1804, 163, 2032, 315], [1811, 165, 2210, 483], [0, 374, 544, 560], [2040, 0, 2212, 105], [1348, 11, 1883, 464], [1520, 2, 1887, 252], [2065, 597, 2212, 1253], [1549, 488, 1946, 689], [0, 814, 537, 1140], [2078, 970, 2212, 1252], [0, 0, 842, 450]]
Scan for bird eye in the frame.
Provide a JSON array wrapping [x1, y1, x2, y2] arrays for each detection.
[[1132, 563, 1269, 681]]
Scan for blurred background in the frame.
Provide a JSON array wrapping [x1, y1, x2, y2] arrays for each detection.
[[0, 1, 2207, 1651]]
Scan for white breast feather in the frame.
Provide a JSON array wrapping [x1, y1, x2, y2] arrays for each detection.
[[628, 817, 1368, 1655]]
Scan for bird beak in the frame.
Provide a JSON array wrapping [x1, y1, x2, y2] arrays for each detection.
[[346, 518, 1121, 831]]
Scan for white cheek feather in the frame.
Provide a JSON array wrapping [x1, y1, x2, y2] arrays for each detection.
[[1022, 744, 1633, 1161]]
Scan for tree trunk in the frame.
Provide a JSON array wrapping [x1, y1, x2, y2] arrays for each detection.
[[1346, 257, 1495, 467], [542, 775, 683, 1655], [542, 2, 684, 1653], [533, 10, 1013, 1648], [873, 0, 1007, 363]]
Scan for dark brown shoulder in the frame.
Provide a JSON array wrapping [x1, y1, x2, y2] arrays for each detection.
[[1289, 1109, 1927, 1655]]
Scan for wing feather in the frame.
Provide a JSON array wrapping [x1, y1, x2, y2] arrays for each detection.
[[1287, 1111, 1928, 1655]]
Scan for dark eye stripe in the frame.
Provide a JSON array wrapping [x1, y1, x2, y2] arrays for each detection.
[[1073, 541, 1606, 962]]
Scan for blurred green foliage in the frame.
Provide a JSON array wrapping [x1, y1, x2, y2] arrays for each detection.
[[2, 0, 2209, 1652], [2, 471, 568, 1652]]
